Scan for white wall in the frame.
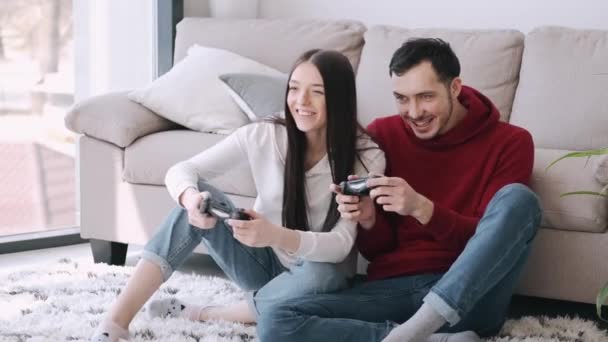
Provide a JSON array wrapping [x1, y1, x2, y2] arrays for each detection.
[[257, 0, 608, 32], [185, 0, 210, 17], [74, 0, 156, 101]]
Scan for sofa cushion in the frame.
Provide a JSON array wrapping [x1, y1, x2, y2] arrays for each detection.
[[356, 26, 524, 125], [174, 18, 366, 73], [129, 45, 283, 134], [219, 73, 287, 120], [509, 26, 608, 151], [123, 130, 257, 197], [65, 91, 178, 148], [532, 148, 607, 233], [594, 154, 608, 185]]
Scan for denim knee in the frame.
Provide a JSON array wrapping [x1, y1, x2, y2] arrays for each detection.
[[250, 261, 351, 318], [490, 183, 542, 239], [295, 261, 351, 294], [257, 303, 297, 342], [142, 206, 204, 281]]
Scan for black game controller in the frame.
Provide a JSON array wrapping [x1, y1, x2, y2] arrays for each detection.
[[230, 208, 252, 220], [199, 194, 252, 220], [338, 175, 380, 196]]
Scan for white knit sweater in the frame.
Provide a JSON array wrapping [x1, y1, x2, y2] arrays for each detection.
[[165, 122, 385, 269]]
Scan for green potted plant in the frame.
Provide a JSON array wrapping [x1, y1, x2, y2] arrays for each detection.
[[546, 147, 608, 322]]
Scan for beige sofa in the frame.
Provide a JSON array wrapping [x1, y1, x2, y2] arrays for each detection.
[[65, 18, 608, 305]]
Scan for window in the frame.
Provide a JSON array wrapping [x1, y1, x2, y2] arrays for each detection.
[[0, 0, 77, 239]]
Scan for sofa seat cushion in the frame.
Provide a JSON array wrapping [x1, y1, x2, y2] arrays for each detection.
[[509, 26, 608, 151], [123, 130, 257, 197], [356, 26, 524, 125], [532, 148, 607, 233]]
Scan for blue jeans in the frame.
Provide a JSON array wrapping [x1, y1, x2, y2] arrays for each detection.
[[257, 183, 542, 341], [142, 181, 352, 317]]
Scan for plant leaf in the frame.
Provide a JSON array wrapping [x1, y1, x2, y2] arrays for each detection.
[[546, 147, 608, 171], [560, 191, 608, 197], [597, 280, 608, 322]]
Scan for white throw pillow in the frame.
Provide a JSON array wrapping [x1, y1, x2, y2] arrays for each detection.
[[128, 45, 284, 134]]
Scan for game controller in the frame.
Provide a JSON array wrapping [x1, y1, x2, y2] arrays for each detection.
[[199, 194, 252, 220], [338, 175, 380, 196], [230, 208, 252, 220]]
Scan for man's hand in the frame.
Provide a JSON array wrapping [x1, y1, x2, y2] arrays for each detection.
[[367, 176, 434, 224], [179, 188, 218, 229], [330, 175, 376, 229], [226, 209, 283, 247]]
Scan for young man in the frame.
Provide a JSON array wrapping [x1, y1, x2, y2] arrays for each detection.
[[257, 38, 542, 342]]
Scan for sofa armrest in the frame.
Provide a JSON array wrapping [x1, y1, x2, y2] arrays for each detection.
[[65, 91, 179, 148]]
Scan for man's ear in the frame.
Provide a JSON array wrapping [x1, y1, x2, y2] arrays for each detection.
[[450, 77, 462, 98]]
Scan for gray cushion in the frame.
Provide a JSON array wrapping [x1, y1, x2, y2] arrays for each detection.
[[174, 18, 366, 73], [509, 26, 608, 151], [64, 91, 178, 148], [356, 26, 524, 125], [219, 73, 287, 120]]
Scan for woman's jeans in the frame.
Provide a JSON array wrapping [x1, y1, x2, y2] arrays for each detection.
[[142, 181, 351, 317], [257, 183, 543, 341]]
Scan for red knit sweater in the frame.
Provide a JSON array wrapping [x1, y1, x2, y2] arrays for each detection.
[[358, 86, 534, 281]]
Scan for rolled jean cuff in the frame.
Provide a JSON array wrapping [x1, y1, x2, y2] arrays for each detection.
[[423, 290, 461, 326], [141, 250, 174, 282]]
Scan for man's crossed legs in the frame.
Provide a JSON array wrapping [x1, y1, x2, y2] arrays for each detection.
[[258, 184, 542, 342]]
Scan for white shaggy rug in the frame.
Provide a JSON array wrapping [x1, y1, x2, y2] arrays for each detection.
[[0, 259, 606, 342]]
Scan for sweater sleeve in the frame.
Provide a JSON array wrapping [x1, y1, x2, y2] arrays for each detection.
[[164, 127, 251, 206], [292, 142, 387, 263], [424, 129, 534, 249], [294, 219, 357, 263]]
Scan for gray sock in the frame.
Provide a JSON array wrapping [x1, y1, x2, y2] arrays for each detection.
[[147, 298, 187, 318], [427, 331, 482, 342], [147, 297, 203, 321], [382, 303, 447, 342]]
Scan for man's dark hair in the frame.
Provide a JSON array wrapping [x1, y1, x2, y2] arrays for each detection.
[[389, 38, 461, 83]]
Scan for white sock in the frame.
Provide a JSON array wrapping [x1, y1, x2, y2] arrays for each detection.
[[382, 303, 447, 342], [91, 319, 129, 342], [427, 331, 481, 342], [146, 298, 204, 321]]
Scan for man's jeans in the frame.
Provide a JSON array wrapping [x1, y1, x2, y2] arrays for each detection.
[[141, 181, 352, 318], [258, 183, 542, 341]]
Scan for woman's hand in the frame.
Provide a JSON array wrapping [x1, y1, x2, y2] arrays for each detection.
[[330, 175, 377, 229], [179, 187, 217, 229], [226, 209, 283, 248]]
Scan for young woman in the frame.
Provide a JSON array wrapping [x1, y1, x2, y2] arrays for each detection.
[[92, 49, 385, 341]]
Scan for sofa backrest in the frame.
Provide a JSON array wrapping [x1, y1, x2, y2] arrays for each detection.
[[510, 26, 608, 151], [356, 26, 524, 125], [509, 26, 608, 233], [171, 19, 607, 234], [174, 18, 366, 74]]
